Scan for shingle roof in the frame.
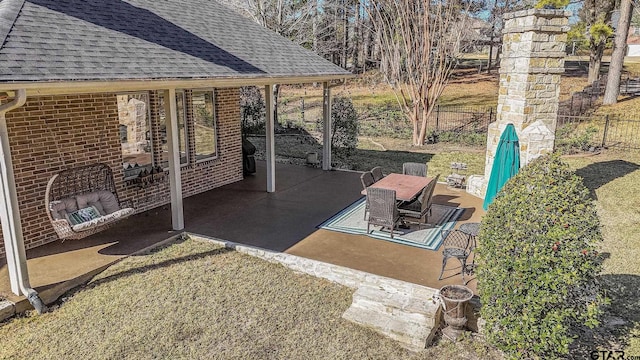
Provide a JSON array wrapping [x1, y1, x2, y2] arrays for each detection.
[[0, 0, 350, 83]]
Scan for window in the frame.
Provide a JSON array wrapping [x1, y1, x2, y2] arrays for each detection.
[[117, 93, 152, 178], [192, 89, 218, 161], [158, 91, 188, 167]]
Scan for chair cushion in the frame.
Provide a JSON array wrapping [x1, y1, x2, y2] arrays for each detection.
[[49, 197, 79, 220], [71, 207, 134, 232], [76, 190, 120, 215], [398, 199, 420, 212], [443, 248, 468, 258], [65, 206, 102, 225]]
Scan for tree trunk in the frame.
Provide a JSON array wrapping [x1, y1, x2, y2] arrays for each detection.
[[487, 40, 493, 73], [342, 0, 348, 69], [603, 0, 634, 105], [585, 0, 615, 84], [273, 84, 281, 128], [353, 1, 360, 70], [411, 106, 419, 146], [312, 0, 318, 53], [588, 42, 605, 84]]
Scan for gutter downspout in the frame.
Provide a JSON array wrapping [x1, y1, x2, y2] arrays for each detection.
[[0, 89, 46, 314]]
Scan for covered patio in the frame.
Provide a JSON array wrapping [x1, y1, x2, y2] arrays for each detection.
[[0, 161, 484, 313]]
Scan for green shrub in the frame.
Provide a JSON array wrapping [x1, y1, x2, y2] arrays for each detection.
[[317, 97, 359, 156], [357, 105, 412, 139], [555, 125, 599, 154], [535, 0, 569, 9], [436, 131, 486, 146], [477, 153, 606, 359], [240, 86, 265, 134]]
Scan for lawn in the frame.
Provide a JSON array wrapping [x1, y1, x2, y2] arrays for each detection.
[[0, 238, 499, 359], [564, 152, 640, 356]]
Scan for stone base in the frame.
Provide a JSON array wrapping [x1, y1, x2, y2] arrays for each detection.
[[442, 325, 470, 342], [465, 175, 486, 199], [342, 284, 440, 351]]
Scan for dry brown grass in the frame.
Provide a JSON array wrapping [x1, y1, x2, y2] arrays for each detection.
[[595, 97, 640, 119], [0, 238, 500, 359]]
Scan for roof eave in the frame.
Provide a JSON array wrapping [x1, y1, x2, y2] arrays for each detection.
[[0, 73, 355, 96]]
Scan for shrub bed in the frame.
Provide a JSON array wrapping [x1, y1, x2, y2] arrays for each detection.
[[477, 153, 606, 359]]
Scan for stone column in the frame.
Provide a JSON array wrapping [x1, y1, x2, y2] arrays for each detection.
[[467, 8, 569, 199]]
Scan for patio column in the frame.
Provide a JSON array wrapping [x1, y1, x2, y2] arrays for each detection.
[[466, 9, 569, 199], [265, 84, 276, 192], [0, 89, 29, 295], [322, 82, 332, 170], [163, 89, 184, 230]]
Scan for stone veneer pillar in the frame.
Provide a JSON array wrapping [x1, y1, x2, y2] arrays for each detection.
[[467, 8, 570, 199]]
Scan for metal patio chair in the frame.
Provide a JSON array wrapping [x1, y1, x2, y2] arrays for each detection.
[[438, 229, 473, 282]]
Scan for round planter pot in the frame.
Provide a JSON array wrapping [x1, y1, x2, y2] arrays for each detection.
[[439, 284, 474, 341]]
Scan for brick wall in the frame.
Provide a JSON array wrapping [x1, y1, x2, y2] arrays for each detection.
[[0, 88, 242, 257]]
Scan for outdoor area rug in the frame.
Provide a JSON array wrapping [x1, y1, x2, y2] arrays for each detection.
[[318, 198, 464, 250]]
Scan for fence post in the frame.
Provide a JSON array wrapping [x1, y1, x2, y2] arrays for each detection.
[[436, 105, 440, 132], [569, 95, 574, 115], [602, 115, 610, 148], [301, 97, 305, 122]]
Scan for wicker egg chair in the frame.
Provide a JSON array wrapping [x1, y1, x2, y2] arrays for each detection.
[[45, 163, 134, 240]]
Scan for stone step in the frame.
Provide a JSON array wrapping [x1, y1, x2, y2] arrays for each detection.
[[342, 284, 441, 351]]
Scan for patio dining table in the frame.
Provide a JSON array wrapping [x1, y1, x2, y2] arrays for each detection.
[[361, 173, 434, 202]]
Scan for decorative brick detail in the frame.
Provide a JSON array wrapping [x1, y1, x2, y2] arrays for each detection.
[[0, 88, 242, 257]]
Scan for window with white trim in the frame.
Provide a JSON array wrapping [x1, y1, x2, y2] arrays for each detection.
[[192, 89, 218, 161], [117, 92, 153, 179], [158, 91, 188, 167]]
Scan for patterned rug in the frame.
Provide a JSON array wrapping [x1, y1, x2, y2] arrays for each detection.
[[319, 198, 464, 251]]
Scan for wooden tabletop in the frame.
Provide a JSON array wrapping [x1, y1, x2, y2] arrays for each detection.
[[361, 173, 433, 202]]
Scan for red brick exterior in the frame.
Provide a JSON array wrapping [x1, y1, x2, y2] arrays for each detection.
[[0, 88, 242, 257]]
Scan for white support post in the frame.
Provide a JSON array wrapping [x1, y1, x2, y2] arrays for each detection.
[[322, 82, 332, 170], [163, 89, 184, 230], [0, 90, 29, 295], [265, 84, 276, 192]]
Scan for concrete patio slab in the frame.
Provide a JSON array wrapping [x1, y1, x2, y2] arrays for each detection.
[[0, 161, 483, 317]]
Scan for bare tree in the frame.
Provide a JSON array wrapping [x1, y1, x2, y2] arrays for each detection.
[[368, 0, 472, 146], [483, 0, 534, 73], [226, 0, 317, 125], [604, 0, 634, 104]]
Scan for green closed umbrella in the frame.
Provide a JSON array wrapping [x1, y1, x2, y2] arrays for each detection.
[[483, 124, 520, 210]]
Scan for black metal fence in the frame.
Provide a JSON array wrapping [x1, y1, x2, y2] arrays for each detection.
[[556, 114, 640, 152], [428, 105, 496, 134], [558, 75, 640, 116]]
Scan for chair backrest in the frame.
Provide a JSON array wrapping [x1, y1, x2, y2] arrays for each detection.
[[371, 166, 384, 182], [367, 187, 398, 221], [402, 162, 427, 177], [420, 174, 440, 212], [360, 171, 375, 189], [46, 163, 119, 203], [441, 229, 471, 252]]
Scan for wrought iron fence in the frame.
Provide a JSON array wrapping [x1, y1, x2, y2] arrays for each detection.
[[558, 75, 640, 117], [428, 105, 496, 134], [556, 114, 640, 152]]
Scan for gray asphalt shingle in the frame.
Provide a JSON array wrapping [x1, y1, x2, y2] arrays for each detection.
[[0, 0, 350, 82]]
